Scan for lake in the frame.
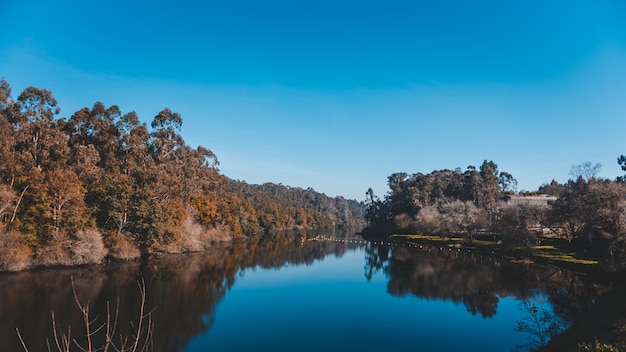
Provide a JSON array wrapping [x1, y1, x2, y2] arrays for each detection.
[[1, 232, 601, 352]]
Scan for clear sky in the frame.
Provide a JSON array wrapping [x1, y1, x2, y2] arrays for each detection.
[[2, 1, 626, 200]]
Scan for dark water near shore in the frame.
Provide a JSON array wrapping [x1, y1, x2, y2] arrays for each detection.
[[0, 232, 603, 352]]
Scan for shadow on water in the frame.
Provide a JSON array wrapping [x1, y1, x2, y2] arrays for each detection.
[[2, 232, 616, 352], [0, 231, 361, 352], [362, 242, 603, 350]]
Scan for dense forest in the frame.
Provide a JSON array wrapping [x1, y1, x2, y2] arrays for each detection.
[[364, 160, 626, 270], [0, 79, 365, 271]]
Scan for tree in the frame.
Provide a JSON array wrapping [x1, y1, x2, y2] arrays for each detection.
[[414, 205, 441, 236], [500, 203, 542, 254], [190, 194, 218, 227], [14, 169, 51, 244], [12, 87, 67, 172], [463, 165, 480, 204], [0, 78, 12, 111], [70, 144, 101, 186], [443, 168, 465, 200], [66, 102, 121, 171], [150, 108, 184, 163], [549, 178, 590, 243], [117, 111, 150, 177], [46, 168, 87, 236], [538, 180, 566, 198], [127, 189, 174, 247], [583, 181, 626, 268], [569, 161, 601, 182], [618, 155, 626, 173], [437, 200, 485, 242], [387, 172, 417, 216], [498, 171, 518, 194], [478, 160, 500, 209], [549, 178, 626, 268], [89, 174, 135, 236], [171, 145, 219, 201], [0, 104, 16, 183], [476, 160, 502, 239], [146, 108, 187, 202], [364, 187, 389, 229], [0, 184, 16, 224], [12, 86, 59, 125]]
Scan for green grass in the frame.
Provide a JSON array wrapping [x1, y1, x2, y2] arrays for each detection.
[[532, 241, 598, 266], [389, 233, 600, 269]]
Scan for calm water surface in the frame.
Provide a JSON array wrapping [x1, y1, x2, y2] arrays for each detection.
[[1, 233, 600, 352]]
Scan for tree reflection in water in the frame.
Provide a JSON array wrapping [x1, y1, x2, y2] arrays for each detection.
[[364, 243, 390, 280], [2, 231, 361, 352], [363, 242, 599, 347], [2, 235, 605, 352], [514, 295, 568, 351]]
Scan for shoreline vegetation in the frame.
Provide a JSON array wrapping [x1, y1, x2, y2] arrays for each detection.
[[385, 234, 601, 272], [361, 159, 626, 351], [363, 161, 626, 273], [370, 232, 626, 351], [0, 79, 366, 272]]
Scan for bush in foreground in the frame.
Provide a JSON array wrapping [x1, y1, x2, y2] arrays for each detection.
[[17, 279, 154, 352]]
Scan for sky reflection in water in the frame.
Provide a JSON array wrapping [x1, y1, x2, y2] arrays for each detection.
[[186, 246, 541, 352], [3, 234, 586, 352]]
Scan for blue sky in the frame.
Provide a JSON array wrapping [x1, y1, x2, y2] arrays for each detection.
[[2, 1, 626, 200]]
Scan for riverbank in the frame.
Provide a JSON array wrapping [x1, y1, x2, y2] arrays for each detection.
[[386, 233, 604, 274], [0, 220, 233, 272]]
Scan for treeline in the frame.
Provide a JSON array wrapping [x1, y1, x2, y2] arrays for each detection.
[[224, 181, 365, 235], [364, 160, 516, 234], [0, 79, 365, 270], [364, 160, 626, 270]]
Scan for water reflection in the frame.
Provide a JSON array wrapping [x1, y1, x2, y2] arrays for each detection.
[[1, 231, 361, 352], [362, 242, 600, 349], [364, 243, 597, 318], [1, 234, 606, 352], [514, 295, 569, 351]]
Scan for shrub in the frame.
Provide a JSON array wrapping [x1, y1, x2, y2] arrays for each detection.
[[0, 228, 33, 271], [17, 279, 154, 352]]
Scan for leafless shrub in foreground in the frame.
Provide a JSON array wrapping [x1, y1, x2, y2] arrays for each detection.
[[17, 278, 154, 352]]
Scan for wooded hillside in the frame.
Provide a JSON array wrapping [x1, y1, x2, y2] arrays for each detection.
[[0, 79, 365, 271]]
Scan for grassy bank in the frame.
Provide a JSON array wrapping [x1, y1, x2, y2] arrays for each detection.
[[388, 233, 601, 274]]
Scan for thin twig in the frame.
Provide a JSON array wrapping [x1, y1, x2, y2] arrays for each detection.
[[11, 185, 28, 222], [17, 277, 154, 352], [15, 328, 29, 352]]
